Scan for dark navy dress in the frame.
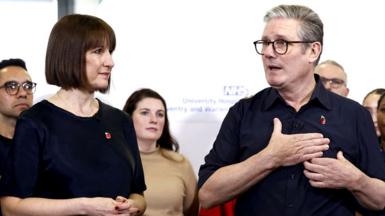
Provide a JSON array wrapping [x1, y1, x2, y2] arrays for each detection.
[[0, 99, 146, 199]]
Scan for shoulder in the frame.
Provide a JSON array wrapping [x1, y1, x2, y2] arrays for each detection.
[[227, 87, 272, 117], [98, 100, 132, 122], [20, 100, 50, 118], [99, 100, 127, 116], [161, 149, 185, 162], [329, 93, 367, 113], [161, 149, 194, 169]]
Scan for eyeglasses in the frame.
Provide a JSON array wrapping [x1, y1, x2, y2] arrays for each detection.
[[0, 81, 37, 95], [319, 76, 346, 89], [253, 39, 315, 55]]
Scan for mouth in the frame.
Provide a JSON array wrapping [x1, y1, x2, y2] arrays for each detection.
[[146, 127, 158, 132], [267, 64, 282, 71], [99, 72, 111, 79], [14, 103, 30, 109]]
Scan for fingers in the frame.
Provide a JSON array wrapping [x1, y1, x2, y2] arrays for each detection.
[[303, 169, 323, 180], [302, 152, 324, 161], [296, 139, 329, 162], [272, 118, 282, 135], [336, 151, 345, 161], [307, 179, 328, 188], [303, 160, 324, 172], [116, 196, 127, 203], [294, 133, 330, 144], [303, 163, 330, 188]]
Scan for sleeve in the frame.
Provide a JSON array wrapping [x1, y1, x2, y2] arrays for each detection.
[[123, 116, 147, 194], [182, 157, 199, 216], [356, 106, 385, 180], [0, 116, 43, 197], [197, 103, 243, 188]]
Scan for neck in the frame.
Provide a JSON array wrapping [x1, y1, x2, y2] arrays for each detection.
[[0, 115, 17, 139], [278, 77, 316, 112], [49, 88, 98, 117], [138, 139, 158, 153]]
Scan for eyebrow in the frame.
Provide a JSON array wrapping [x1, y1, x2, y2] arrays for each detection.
[[137, 107, 165, 112], [4, 79, 32, 83]]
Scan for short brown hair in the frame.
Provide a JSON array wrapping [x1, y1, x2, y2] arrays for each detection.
[[45, 14, 116, 92]]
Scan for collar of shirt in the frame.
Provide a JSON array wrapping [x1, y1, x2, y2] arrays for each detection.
[[262, 74, 332, 111]]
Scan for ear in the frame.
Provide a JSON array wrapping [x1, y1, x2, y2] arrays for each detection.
[[308, 42, 322, 64], [344, 87, 350, 97]]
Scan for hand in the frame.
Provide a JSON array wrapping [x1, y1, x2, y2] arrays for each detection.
[[114, 196, 141, 216], [303, 151, 362, 190], [83, 197, 120, 216], [265, 118, 330, 167], [82, 197, 140, 216]]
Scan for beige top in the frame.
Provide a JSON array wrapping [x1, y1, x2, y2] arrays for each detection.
[[140, 148, 198, 216]]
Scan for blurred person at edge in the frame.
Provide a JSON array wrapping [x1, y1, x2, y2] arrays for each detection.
[[0, 58, 35, 216], [123, 88, 199, 216], [0, 14, 146, 216], [363, 88, 385, 142], [377, 93, 385, 152]]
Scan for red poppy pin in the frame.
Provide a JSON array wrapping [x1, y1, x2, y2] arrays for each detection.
[[105, 132, 112, 139], [320, 115, 326, 125]]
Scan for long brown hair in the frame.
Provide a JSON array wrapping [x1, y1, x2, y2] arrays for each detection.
[[123, 88, 179, 152]]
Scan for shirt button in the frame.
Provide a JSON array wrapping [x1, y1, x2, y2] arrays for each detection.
[[288, 203, 294, 208], [290, 174, 295, 179]]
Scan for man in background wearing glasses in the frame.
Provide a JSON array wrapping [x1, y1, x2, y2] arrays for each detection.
[[0, 58, 35, 188], [314, 59, 349, 97], [198, 4, 385, 216]]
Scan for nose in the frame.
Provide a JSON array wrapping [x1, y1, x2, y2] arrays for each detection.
[[262, 43, 276, 58], [104, 51, 115, 68], [149, 113, 158, 123], [16, 86, 28, 98]]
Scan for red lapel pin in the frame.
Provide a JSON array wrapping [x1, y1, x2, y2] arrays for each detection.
[[105, 132, 112, 139], [320, 115, 326, 125]]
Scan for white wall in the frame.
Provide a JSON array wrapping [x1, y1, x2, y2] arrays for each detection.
[[1, 0, 384, 174]]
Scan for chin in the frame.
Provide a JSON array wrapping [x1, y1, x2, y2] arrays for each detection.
[[95, 86, 109, 93], [267, 80, 284, 89]]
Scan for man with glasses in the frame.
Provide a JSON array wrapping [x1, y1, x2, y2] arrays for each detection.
[[0, 58, 35, 186], [198, 4, 385, 215], [314, 59, 349, 97]]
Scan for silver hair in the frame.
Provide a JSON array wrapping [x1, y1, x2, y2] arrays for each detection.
[[318, 59, 344, 71], [264, 4, 323, 64]]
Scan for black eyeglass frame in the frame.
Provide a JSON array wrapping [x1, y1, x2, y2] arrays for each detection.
[[253, 39, 316, 55], [0, 81, 37, 95], [319, 76, 346, 89]]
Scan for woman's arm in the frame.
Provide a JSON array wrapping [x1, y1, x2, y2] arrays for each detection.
[[128, 193, 146, 215], [113, 193, 146, 216], [183, 160, 199, 216], [1, 196, 122, 216]]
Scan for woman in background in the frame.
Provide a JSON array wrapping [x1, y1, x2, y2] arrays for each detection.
[[123, 88, 198, 216], [362, 88, 385, 142], [0, 14, 146, 215], [377, 93, 385, 152]]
